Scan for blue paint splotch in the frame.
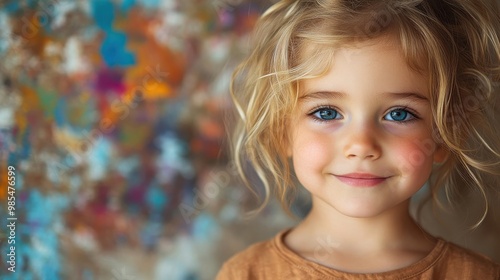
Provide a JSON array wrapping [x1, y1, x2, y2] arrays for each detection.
[[91, 0, 136, 67]]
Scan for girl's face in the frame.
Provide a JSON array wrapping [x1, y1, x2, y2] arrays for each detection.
[[289, 37, 447, 218]]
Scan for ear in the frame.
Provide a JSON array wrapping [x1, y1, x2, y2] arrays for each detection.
[[433, 144, 448, 164]]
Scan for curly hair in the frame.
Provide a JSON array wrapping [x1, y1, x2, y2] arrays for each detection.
[[230, 0, 500, 224]]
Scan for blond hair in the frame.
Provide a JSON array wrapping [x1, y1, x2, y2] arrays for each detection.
[[230, 0, 500, 223]]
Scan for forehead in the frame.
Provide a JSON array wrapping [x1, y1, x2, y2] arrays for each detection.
[[295, 30, 428, 78], [298, 36, 429, 98]]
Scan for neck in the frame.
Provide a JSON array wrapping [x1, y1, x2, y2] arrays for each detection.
[[294, 197, 431, 254]]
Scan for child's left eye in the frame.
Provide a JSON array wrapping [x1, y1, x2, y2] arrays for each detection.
[[383, 108, 417, 122]]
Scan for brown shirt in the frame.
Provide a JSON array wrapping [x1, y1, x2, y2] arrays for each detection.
[[217, 229, 500, 279]]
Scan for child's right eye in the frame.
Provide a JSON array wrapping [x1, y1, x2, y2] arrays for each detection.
[[309, 107, 342, 121]]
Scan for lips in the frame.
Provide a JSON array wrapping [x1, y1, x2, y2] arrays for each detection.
[[334, 173, 389, 187]]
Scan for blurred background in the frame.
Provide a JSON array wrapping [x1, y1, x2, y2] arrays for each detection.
[[0, 0, 498, 279], [0, 0, 297, 279]]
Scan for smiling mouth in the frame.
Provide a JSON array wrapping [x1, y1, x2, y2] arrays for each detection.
[[334, 173, 389, 187]]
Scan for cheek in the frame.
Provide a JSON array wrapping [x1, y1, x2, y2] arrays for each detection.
[[292, 131, 332, 163], [392, 137, 435, 176], [291, 132, 333, 180]]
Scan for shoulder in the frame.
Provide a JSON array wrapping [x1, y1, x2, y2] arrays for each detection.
[[444, 241, 499, 267], [216, 231, 288, 280], [224, 237, 278, 265], [436, 240, 500, 278]]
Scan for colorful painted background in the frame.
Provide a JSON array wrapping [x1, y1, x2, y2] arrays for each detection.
[[0, 0, 300, 279], [0, 0, 499, 279]]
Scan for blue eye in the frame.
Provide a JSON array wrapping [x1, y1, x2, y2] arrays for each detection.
[[312, 108, 341, 121], [384, 108, 416, 122]]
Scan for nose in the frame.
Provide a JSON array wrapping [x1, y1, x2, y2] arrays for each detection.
[[343, 126, 382, 160]]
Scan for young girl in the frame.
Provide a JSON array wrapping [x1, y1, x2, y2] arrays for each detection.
[[218, 0, 500, 279]]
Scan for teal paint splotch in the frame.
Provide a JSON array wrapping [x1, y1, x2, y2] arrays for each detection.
[[91, 0, 115, 30], [91, 0, 136, 67], [100, 31, 136, 67], [1, 1, 20, 14], [54, 97, 67, 127], [121, 0, 136, 12], [36, 86, 58, 119], [138, 0, 161, 10]]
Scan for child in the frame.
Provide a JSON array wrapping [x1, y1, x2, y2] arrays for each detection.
[[218, 0, 500, 279]]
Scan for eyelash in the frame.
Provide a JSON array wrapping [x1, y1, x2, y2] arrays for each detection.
[[385, 106, 420, 123], [307, 105, 342, 123], [307, 105, 421, 124]]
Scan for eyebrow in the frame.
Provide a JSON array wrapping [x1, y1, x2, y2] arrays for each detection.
[[299, 91, 345, 101], [299, 91, 429, 103], [388, 92, 429, 102]]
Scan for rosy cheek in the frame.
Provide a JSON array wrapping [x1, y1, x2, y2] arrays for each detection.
[[392, 138, 435, 175], [294, 131, 331, 158], [292, 132, 333, 180]]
